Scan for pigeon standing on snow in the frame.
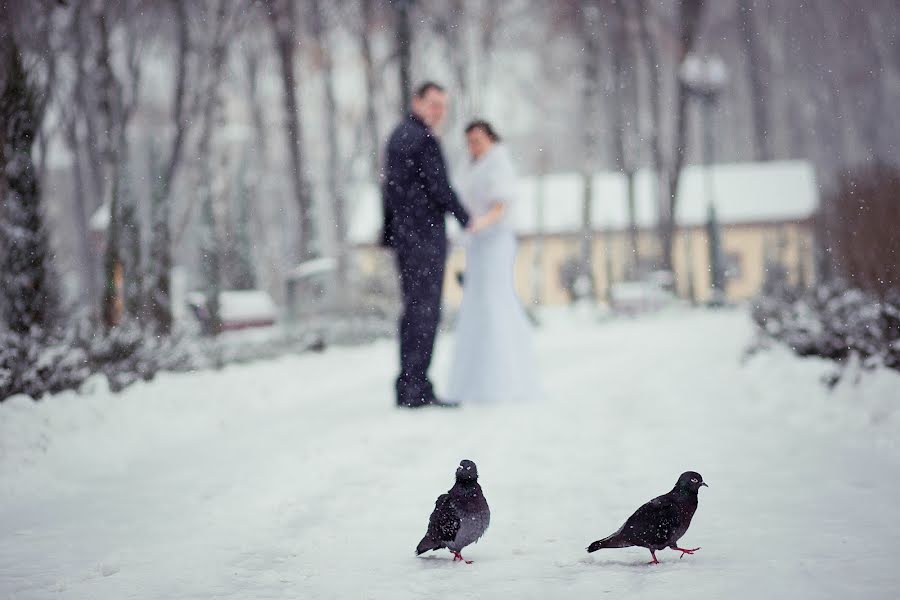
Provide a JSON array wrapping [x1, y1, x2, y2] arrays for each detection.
[[416, 459, 490, 563], [587, 471, 708, 564]]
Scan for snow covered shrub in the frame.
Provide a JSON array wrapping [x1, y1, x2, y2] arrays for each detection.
[[0, 40, 83, 401], [76, 320, 199, 392], [751, 280, 900, 384], [79, 321, 153, 392], [0, 317, 207, 401], [0, 329, 91, 400], [752, 163, 900, 384], [0, 337, 14, 393]]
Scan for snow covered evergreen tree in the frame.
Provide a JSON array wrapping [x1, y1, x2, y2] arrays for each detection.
[[0, 37, 88, 401], [0, 38, 60, 336]]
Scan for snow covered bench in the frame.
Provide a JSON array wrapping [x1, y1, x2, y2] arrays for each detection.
[[609, 271, 678, 315], [187, 290, 278, 332]]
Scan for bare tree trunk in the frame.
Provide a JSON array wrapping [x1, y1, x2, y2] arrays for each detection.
[[669, 0, 706, 212], [242, 36, 286, 302], [532, 151, 548, 306], [160, 0, 190, 202], [360, 0, 381, 180], [394, 0, 414, 114], [55, 0, 98, 305], [609, 12, 626, 174], [737, 0, 773, 161], [244, 46, 268, 168], [661, 79, 691, 273], [311, 0, 349, 295], [94, 1, 124, 329], [651, 0, 705, 274], [89, 0, 145, 329], [474, 0, 500, 113], [808, 2, 859, 282], [636, 0, 665, 266], [196, 0, 230, 336], [864, 8, 895, 164], [266, 0, 318, 262], [33, 14, 55, 187], [611, 1, 640, 277], [815, 2, 854, 174], [65, 119, 97, 303], [763, 0, 798, 159], [117, 10, 144, 324], [72, 2, 104, 211], [576, 0, 603, 302], [443, 0, 470, 118], [148, 0, 191, 335], [453, 0, 469, 115]]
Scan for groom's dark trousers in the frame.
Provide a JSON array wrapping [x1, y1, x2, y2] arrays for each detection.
[[381, 114, 470, 407]]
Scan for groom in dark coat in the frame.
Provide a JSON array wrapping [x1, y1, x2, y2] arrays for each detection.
[[381, 82, 470, 408]]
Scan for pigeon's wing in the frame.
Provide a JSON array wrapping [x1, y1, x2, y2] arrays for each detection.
[[426, 493, 461, 544], [620, 495, 682, 547]]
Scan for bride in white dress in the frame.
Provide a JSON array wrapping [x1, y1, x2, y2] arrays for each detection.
[[447, 120, 542, 404]]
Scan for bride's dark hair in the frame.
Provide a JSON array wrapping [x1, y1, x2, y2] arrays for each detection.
[[465, 119, 501, 142]]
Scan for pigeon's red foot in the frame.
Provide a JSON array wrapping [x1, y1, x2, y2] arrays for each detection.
[[672, 546, 701, 559], [648, 550, 660, 565], [451, 551, 473, 564]]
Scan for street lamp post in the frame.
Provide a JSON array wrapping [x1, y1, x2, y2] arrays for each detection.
[[679, 53, 728, 305]]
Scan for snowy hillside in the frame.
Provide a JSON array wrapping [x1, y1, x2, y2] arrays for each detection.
[[1, 309, 898, 599]]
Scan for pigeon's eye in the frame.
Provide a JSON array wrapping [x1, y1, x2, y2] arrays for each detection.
[[691, 478, 698, 483]]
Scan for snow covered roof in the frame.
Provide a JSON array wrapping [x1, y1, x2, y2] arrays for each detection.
[[347, 160, 819, 244]]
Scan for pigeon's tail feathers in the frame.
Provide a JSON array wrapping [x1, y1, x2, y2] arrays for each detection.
[[587, 531, 630, 553], [416, 535, 444, 555]]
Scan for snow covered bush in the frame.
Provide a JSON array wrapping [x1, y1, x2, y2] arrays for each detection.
[[0, 329, 91, 400], [0, 318, 200, 401], [752, 164, 900, 384], [0, 313, 396, 402], [751, 281, 900, 384], [73, 320, 204, 392]]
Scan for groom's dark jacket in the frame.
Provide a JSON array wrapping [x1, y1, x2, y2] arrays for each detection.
[[380, 114, 470, 250]]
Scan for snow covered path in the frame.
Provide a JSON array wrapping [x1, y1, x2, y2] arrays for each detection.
[[1, 309, 899, 599]]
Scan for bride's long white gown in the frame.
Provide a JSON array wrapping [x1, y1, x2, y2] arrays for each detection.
[[446, 144, 542, 404]]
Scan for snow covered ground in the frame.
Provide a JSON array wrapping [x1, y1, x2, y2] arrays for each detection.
[[1, 308, 899, 599]]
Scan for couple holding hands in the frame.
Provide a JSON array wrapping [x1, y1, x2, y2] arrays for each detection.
[[381, 82, 541, 409]]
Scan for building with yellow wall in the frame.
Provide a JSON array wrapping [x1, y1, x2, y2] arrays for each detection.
[[349, 160, 818, 308]]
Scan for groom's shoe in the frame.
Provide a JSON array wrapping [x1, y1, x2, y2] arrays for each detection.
[[397, 397, 460, 409], [423, 396, 460, 408]]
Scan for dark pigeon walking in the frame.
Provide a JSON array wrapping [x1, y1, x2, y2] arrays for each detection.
[[416, 460, 490, 563], [587, 471, 708, 564]]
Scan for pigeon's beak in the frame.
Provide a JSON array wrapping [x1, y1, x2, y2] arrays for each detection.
[[700, 482, 709, 488]]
